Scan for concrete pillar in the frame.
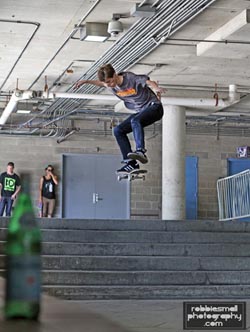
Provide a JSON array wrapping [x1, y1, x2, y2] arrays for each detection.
[[162, 105, 186, 220]]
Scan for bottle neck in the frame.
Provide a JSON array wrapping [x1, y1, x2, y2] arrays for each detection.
[[20, 173, 31, 195]]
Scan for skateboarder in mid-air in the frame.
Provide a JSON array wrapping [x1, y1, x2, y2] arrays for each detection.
[[75, 64, 164, 173]]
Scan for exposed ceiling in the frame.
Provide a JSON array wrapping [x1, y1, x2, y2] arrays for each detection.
[[1, 0, 250, 138]]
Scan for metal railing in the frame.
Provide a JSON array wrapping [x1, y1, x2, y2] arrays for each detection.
[[217, 170, 250, 221]]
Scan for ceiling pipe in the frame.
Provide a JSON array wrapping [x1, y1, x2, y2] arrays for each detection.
[[50, 84, 240, 109], [47, 0, 217, 116], [0, 19, 40, 92], [0, 85, 240, 126], [28, 0, 101, 90], [0, 90, 35, 126]]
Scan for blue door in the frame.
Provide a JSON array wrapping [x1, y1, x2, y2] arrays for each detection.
[[228, 158, 250, 175], [186, 156, 198, 220]]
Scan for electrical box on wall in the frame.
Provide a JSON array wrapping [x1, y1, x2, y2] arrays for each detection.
[[237, 146, 250, 158]]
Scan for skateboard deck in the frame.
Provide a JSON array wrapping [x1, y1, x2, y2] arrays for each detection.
[[117, 169, 147, 181]]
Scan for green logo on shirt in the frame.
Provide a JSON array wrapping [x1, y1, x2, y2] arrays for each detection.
[[4, 177, 16, 192]]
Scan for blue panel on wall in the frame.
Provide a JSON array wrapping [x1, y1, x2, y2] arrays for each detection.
[[228, 158, 250, 176], [186, 156, 198, 220]]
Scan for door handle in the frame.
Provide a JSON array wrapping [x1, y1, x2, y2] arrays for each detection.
[[95, 193, 103, 202], [93, 193, 103, 204]]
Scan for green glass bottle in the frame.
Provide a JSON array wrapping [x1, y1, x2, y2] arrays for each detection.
[[4, 173, 41, 320]]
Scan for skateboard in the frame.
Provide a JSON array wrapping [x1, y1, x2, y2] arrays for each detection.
[[117, 169, 147, 181]]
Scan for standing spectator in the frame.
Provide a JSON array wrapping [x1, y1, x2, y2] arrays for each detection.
[[0, 162, 21, 216], [39, 165, 58, 218]]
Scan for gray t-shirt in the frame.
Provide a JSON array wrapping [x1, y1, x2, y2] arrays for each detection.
[[110, 72, 160, 111]]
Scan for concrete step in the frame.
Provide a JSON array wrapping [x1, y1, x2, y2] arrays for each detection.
[[31, 230, 250, 244], [34, 219, 250, 232], [3, 228, 250, 243], [3, 241, 250, 257], [1, 218, 250, 232], [40, 270, 250, 286], [43, 284, 250, 300], [2, 218, 250, 300], [40, 256, 250, 271], [40, 242, 250, 257], [42, 256, 250, 271], [2, 255, 250, 271]]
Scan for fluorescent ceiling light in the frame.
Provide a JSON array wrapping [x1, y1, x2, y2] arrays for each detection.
[[84, 35, 108, 42], [80, 22, 109, 42], [17, 109, 31, 114]]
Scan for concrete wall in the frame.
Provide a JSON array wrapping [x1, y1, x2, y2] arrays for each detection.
[[186, 134, 250, 219], [0, 126, 248, 220]]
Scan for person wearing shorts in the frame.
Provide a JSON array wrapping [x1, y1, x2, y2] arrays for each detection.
[[39, 165, 58, 218]]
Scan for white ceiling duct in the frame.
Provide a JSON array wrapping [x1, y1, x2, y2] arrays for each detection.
[[0, 84, 240, 126], [0, 90, 35, 126]]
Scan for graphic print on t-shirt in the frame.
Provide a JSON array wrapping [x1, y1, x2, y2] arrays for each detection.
[[116, 88, 136, 97], [4, 177, 16, 192]]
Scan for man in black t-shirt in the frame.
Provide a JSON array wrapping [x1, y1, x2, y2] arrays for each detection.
[[0, 162, 21, 216]]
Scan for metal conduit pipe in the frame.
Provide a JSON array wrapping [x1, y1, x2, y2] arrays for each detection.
[[152, 0, 163, 7], [34, 0, 217, 133], [72, 0, 207, 86], [170, 0, 217, 36], [60, 0, 174, 90], [115, 0, 215, 67], [96, 1, 181, 62], [0, 19, 40, 91], [83, 0, 209, 72], [28, 0, 101, 89], [107, 2, 185, 64], [67, 0, 192, 85], [78, 0, 212, 78], [112, 0, 179, 43], [159, 0, 211, 38], [44, 2, 211, 122], [72, 1, 172, 74]]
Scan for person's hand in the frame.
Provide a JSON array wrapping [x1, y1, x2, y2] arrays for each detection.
[[74, 80, 86, 89], [158, 87, 167, 93], [11, 194, 16, 200]]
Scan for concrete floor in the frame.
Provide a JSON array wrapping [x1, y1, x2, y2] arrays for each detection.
[[1, 274, 250, 332], [0, 278, 129, 332], [1, 295, 250, 332], [73, 299, 250, 332]]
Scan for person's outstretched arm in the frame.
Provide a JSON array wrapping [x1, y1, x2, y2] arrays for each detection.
[[146, 79, 166, 100], [74, 79, 106, 89]]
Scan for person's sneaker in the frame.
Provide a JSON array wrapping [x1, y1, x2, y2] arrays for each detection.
[[127, 150, 148, 164], [116, 160, 139, 173]]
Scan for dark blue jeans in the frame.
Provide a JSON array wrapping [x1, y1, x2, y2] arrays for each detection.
[[113, 102, 164, 160], [0, 196, 14, 216]]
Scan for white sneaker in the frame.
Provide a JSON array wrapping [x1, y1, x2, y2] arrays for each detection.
[[127, 151, 148, 164]]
